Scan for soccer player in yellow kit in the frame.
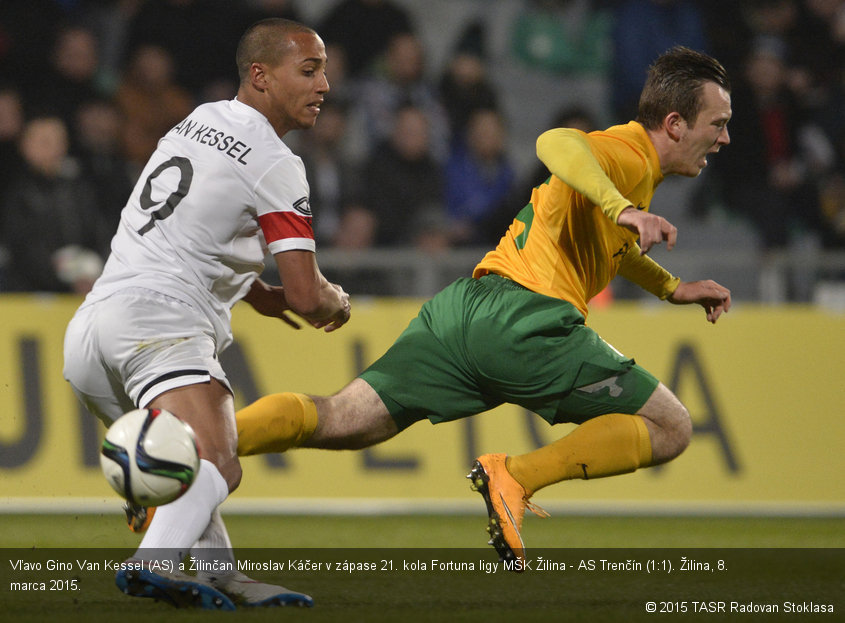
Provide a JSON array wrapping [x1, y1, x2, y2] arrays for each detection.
[[232, 46, 733, 567]]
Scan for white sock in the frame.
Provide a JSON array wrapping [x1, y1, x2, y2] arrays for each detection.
[[192, 508, 237, 580], [194, 508, 233, 550], [135, 459, 229, 566]]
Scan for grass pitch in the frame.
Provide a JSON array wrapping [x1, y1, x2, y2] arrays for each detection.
[[2, 513, 843, 622]]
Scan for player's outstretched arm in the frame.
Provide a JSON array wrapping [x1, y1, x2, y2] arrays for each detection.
[[273, 250, 351, 332], [668, 280, 732, 324]]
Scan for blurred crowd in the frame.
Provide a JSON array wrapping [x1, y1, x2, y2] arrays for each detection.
[[1, 0, 844, 296]]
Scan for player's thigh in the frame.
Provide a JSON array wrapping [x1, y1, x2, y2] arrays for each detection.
[[64, 303, 135, 425], [635, 382, 691, 434], [553, 363, 659, 424], [108, 292, 239, 470], [463, 286, 657, 424], [360, 320, 490, 430], [96, 289, 230, 408], [359, 280, 496, 430], [68, 289, 232, 421], [149, 378, 240, 487]]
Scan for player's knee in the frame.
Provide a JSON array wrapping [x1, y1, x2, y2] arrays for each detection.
[[640, 384, 692, 464], [220, 458, 242, 493], [665, 403, 692, 461], [206, 451, 241, 492]]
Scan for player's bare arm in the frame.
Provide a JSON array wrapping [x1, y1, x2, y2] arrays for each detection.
[[273, 249, 351, 332], [668, 280, 732, 324], [242, 278, 303, 329], [617, 207, 678, 254]]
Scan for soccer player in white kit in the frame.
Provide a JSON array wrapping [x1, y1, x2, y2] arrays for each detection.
[[63, 19, 349, 609]]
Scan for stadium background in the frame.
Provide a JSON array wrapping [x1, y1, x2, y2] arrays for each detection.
[[1, 295, 844, 621], [1, 1, 844, 618], [1, 295, 843, 515], [0, 0, 845, 596]]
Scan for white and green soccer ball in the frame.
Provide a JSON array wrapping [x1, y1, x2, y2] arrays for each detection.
[[100, 408, 200, 506]]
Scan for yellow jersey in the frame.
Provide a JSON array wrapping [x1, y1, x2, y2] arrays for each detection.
[[473, 121, 680, 317]]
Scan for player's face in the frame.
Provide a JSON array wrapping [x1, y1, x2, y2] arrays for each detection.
[[672, 82, 731, 177], [264, 32, 329, 135]]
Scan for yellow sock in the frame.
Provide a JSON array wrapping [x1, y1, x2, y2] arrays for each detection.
[[506, 414, 652, 495], [236, 393, 318, 456]]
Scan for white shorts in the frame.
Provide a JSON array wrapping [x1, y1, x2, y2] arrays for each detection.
[[63, 288, 230, 425]]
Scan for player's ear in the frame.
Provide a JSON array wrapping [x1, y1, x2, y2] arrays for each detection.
[[249, 62, 269, 91], [663, 111, 684, 142]]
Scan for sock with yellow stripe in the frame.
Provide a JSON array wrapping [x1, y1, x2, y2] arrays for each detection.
[[236, 392, 318, 456], [506, 413, 652, 495]]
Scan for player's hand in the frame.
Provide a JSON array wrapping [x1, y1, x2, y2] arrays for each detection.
[[617, 207, 677, 254], [242, 281, 303, 329], [310, 283, 351, 333], [275, 310, 303, 330], [668, 280, 731, 324]]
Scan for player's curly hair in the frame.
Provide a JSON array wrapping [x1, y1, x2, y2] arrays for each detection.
[[636, 46, 730, 130], [236, 18, 317, 83]]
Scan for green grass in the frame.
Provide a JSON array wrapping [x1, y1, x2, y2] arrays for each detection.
[[1, 514, 843, 622], [2, 513, 845, 549]]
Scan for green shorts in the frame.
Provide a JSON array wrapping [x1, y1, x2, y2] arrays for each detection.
[[360, 274, 659, 430]]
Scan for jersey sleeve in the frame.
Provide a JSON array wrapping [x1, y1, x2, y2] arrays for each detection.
[[617, 243, 680, 299], [255, 157, 316, 253], [535, 128, 633, 223]]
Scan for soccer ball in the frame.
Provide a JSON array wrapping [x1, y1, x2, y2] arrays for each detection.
[[100, 408, 200, 506]]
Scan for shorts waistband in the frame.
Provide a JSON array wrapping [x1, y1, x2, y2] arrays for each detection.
[[478, 273, 532, 292]]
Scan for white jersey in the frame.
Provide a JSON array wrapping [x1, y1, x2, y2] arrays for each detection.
[[83, 98, 315, 349]]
